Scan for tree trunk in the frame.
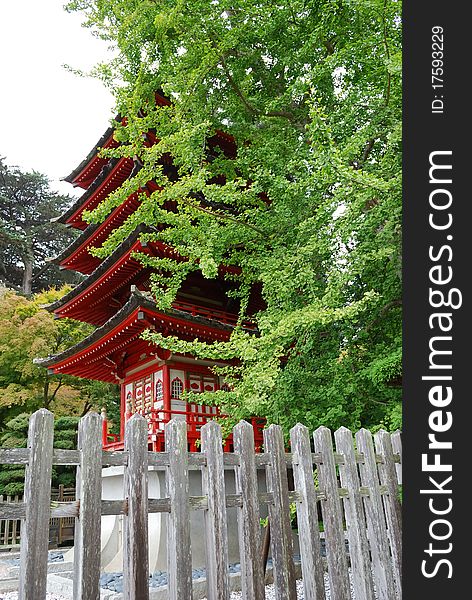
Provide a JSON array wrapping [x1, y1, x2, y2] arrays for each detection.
[[43, 377, 50, 408], [22, 248, 34, 295]]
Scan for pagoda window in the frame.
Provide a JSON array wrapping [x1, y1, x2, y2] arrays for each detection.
[[171, 377, 184, 399], [155, 379, 163, 403]]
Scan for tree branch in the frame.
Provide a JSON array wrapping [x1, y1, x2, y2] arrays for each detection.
[[49, 377, 64, 405], [182, 194, 266, 236]]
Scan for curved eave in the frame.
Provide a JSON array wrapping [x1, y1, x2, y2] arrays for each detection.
[[55, 157, 134, 229], [45, 226, 153, 314], [35, 292, 234, 382], [49, 192, 142, 274], [63, 119, 120, 188]]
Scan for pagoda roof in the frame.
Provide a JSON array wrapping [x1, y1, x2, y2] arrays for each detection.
[[45, 226, 175, 325], [49, 192, 142, 274], [35, 290, 233, 382], [46, 225, 247, 328], [63, 123, 119, 189], [54, 157, 135, 229]]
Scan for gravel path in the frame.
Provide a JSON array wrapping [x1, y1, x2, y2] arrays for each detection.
[[203, 571, 354, 600], [0, 595, 68, 600]]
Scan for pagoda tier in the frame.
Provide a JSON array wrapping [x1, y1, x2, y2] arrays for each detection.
[[55, 157, 135, 230], [45, 226, 255, 327], [48, 192, 142, 274], [36, 290, 265, 451], [63, 124, 119, 189], [37, 290, 234, 381]]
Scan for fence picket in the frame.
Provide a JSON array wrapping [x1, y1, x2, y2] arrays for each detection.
[[289, 424, 326, 600], [18, 409, 54, 600], [313, 426, 351, 600], [201, 420, 230, 600], [233, 420, 265, 600], [391, 431, 402, 485], [356, 429, 396, 600], [334, 427, 375, 600], [73, 412, 102, 600], [264, 425, 297, 600], [123, 414, 150, 600], [165, 418, 193, 600], [374, 430, 402, 593]]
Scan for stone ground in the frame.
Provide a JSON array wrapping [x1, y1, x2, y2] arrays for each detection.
[[0, 547, 366, 599], [0, 594, 68, 600], [0, 574, 357, 600]]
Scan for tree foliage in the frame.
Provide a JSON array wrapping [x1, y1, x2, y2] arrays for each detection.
[[0, 288, 120, 427], [66, 0, 402, 432], [0, 158, 79, 294]]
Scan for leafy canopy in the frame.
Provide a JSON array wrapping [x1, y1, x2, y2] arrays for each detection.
[[0, 288, 120, 427], [65, 0, 402, 432]]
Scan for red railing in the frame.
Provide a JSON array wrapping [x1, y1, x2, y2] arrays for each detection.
[[102, 406, 265, 453]]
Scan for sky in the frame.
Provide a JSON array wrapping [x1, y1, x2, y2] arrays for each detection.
[[0, 0, 115, 197]]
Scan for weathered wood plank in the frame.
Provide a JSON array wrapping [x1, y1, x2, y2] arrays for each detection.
[[102, 451, 128, 467], [147, 452, 170, 467], [0, 448, 30, 464], [0, 447, 397, 468], [165, 418, 193, 600], [73, 412, 102, 600], [233, 420, 265, 600], [201, 420, 230, 600], [391, 431, 402, 485], [290, 424, 326, 600], [123, 414, 150, 600], [18, 409, 54, 600], [0, 448, 128, 466], [313, 426, 350, 600], [264, 425, 297, 600], [335, 427, 375, 600], [375, 430, 402, 594], [356, 429, 396, 600]]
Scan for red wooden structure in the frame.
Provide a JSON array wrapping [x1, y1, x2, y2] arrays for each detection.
[[38, 97, 264, 452]]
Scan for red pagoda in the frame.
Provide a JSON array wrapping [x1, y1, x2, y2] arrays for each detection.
[[38, 100, 264, 452]]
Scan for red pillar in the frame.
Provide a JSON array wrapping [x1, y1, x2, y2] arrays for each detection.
[[162, 364, 171, 424]]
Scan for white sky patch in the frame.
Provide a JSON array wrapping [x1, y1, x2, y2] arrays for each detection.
[[0, 0, 115, 197], [333, 66, 347, 98]]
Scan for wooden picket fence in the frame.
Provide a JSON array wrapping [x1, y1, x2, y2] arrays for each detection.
[[0, 486, 76, 549], [0, 494, 21, 548], [0, 408, 402, 600]]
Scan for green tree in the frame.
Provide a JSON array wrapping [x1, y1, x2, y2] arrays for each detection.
[[0, 158, 79, 294], [0, 288, 120, 427], [66, 0, 402, 432]]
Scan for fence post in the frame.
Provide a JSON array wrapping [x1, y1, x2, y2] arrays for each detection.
[[123, 414, 150, 600], [73, 412, 102, 600], [201, 420, 230, 600], [374, 430, 402, 593], [264, 425, 297, 600], [334, 427, 375, 600], [165, 418, 192, 600], [233, 420, 265, 600], [18, 409, 54, 600], [313, 426, 350, 600], [356, 429, 396, 600], [290, 424, 326, 600]]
